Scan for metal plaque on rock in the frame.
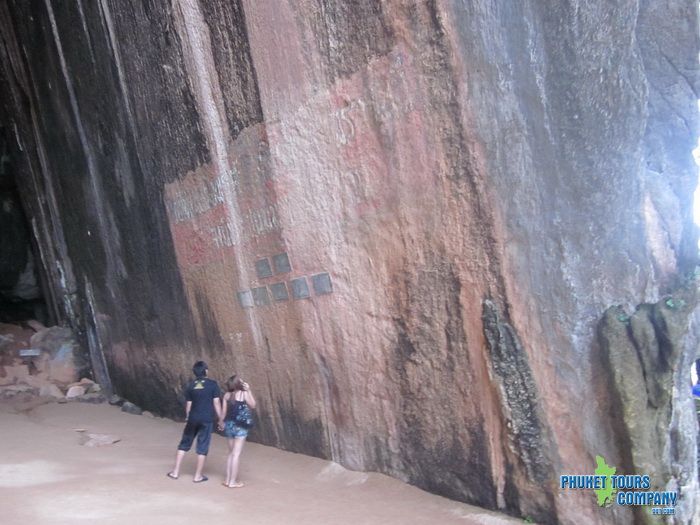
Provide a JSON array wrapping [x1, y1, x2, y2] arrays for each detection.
[[255, 258, 273, 278], [311, 273, 333, 295], [252, 287, 271, 306], [290, 277, 310, 299], [270, 282, 289, 302], [237, 290, 254, 309], [272, 253, 291, 274]]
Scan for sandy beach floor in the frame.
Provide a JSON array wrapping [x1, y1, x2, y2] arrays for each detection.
[[0, 399, 524, 525]]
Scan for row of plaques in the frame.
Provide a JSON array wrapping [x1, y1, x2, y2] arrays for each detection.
[[255, 253, 291, 279], [237, 272, 333, 308]]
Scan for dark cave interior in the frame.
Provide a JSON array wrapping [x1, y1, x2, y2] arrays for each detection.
[[0, 123, 48, 325]]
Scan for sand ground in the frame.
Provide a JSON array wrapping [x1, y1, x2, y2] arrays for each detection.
[[0, 399, 525, 525]]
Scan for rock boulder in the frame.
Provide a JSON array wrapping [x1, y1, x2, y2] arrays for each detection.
[[65, 385, 86, 399], [29, 327, 83, 385], [120, 402, 142, 416]]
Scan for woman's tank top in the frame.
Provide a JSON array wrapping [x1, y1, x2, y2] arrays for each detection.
[[225, 391, 247, 422]]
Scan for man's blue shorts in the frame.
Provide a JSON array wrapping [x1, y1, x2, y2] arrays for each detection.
[[177, 420, 213, 455]]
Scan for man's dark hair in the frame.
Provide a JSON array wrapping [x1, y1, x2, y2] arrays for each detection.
[[192, 361, 208, 378]]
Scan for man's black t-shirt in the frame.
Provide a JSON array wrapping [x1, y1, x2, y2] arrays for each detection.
[[184, 378, 221, 423]]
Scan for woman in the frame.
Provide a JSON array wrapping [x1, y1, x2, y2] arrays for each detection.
[[220, 375, 256, 488]]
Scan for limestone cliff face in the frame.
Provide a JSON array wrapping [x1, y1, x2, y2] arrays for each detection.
[[0, 1, 697, 523]]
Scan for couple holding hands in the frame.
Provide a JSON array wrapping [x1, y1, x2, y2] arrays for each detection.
[[167, 361, 256, 488]]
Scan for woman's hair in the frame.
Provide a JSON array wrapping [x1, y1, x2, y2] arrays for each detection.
[[225, 375, 244, 392]]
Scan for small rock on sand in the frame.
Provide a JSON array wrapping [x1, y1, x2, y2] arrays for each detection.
[[108, 394, 123, 406], [81, 433, 121, 447], [121, 401, 142, 415], [65, 385, 86, 399], [77, 393, 106, 404]]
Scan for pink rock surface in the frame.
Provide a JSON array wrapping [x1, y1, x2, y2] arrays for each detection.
[[0, 1, 697, 523]]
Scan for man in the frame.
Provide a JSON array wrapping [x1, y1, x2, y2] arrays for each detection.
[[167, 361, 223, 482]]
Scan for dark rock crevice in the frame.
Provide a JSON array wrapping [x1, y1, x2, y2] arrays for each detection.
[[481, 298, 557, 522], [0, 123, 48, 324]]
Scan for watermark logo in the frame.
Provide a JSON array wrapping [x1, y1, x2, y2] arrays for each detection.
[[560, 455, 678, 516]]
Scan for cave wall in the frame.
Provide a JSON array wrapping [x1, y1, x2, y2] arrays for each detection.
[[0, 1, 697, 523]]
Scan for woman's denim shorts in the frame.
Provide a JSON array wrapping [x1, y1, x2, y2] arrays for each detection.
[[224, 420, 248, 438]]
